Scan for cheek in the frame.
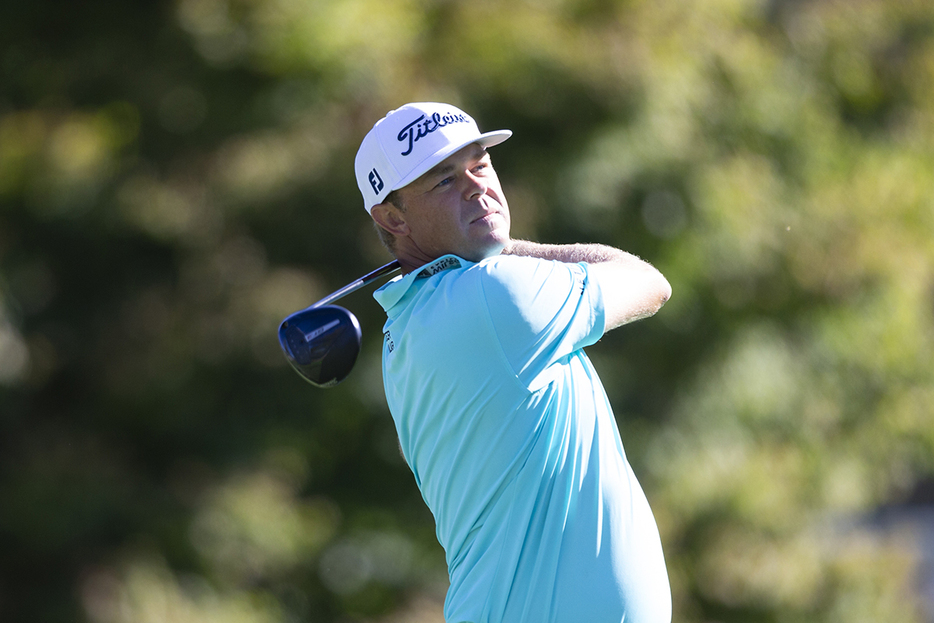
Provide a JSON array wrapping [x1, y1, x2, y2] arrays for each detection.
[[417, 211, 459, 247], [489, 183, 508, 210]]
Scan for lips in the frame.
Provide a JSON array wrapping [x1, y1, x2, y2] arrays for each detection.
[[469, 198, 504, 225], [470, 211, 499, 224]]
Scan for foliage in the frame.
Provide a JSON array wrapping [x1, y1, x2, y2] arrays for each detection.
[[1, 0, 933, 621]]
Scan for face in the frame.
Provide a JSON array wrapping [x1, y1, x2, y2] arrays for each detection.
[[391, 143, 510, 262]]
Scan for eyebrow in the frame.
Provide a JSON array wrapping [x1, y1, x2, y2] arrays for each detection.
[[425, 146, 490, 180], [428, 162, 456, 178]]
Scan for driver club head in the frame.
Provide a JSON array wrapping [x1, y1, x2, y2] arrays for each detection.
[[278, 305, 362, 388]]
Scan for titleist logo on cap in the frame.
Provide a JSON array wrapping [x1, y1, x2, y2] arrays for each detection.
[[397, 112, 470, 156]]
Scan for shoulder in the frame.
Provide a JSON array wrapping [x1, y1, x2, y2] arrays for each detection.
[[479, 253, 587, 284], [476, 254, 543, 281], [475, 253, 579, 281], [472, 255, 588, 309], [466, 254, 605, 366]]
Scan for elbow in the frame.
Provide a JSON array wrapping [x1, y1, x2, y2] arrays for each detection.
[[659, 274, 672, 306], [650, 272, 672, 314]]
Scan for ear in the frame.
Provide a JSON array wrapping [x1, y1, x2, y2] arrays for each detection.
[[370, 202, 410, 237]]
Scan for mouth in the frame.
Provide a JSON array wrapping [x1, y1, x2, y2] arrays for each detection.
[[471, 212, 500, 225], [468, 196, 507, 228], [470, 201, 504, 224]]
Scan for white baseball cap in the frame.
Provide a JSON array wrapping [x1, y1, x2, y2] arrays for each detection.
[[354, 102, 512, 213]]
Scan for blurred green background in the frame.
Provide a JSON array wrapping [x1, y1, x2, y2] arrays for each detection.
[[2, 0, 934, 621]]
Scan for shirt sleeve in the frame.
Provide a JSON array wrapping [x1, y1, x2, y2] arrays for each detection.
[[478, 255, 606, 390]]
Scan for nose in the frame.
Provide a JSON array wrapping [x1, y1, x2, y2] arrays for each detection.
[[463, 171, 488, 200]]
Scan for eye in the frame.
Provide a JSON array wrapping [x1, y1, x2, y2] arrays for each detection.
[[472, 159, 491, 174], [435, 176, 455, 189]]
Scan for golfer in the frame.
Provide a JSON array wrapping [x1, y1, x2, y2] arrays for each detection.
[[355, 102, 672, 623]]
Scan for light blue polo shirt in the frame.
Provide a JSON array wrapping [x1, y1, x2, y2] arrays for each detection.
[[374, 254, 671, 623]]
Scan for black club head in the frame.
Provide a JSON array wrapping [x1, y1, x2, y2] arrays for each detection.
[[278, 305, 362, 388]]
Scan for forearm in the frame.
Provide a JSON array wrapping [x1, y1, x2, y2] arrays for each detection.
[[502, 239, 635, 264], [502, 238, 672, 330]]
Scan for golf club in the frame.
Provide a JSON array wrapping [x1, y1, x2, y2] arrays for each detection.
[[279, 260, 401, 387]]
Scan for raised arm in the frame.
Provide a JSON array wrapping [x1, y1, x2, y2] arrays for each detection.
[[502, 240, 671, 331]]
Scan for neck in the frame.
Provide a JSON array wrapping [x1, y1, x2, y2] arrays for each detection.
[[392, 240, 438, 275]]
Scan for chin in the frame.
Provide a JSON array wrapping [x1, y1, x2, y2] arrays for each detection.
[[479, 241, 508, 260], [460, 229, 509, 262]]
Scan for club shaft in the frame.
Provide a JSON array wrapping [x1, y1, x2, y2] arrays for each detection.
[[311, 260, 401, 309]]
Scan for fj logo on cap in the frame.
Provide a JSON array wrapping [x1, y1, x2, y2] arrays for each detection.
[[368, 169, 384, 195]]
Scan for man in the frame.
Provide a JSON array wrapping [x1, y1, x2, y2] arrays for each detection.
[[354, 102, 672, 623]]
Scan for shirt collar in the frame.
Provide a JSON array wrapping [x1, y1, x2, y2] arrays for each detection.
[[373, 254, 465, 313]]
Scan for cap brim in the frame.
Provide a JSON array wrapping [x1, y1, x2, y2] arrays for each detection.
[[390, 129, 513, 194]]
